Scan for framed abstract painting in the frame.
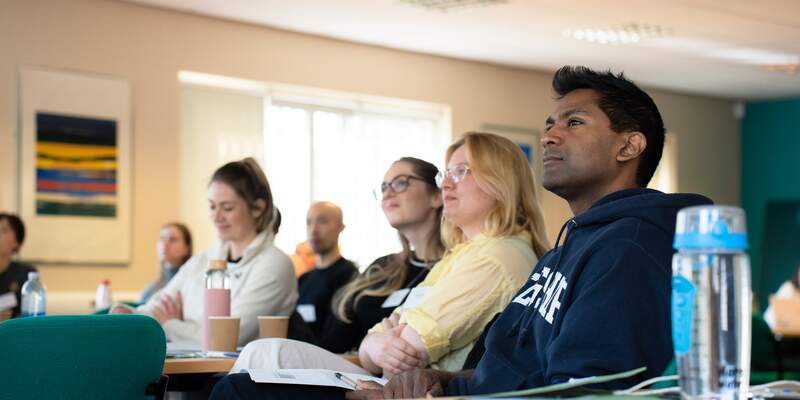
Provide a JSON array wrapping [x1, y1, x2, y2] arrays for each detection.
[[18, 67, 132, 264]]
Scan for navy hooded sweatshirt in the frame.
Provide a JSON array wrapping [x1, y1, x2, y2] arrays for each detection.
[[446, 188, 713, 395]]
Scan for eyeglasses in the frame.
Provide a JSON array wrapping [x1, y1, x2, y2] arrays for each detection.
[[373, 175, 432, 200], [435, 164, 471, 188]]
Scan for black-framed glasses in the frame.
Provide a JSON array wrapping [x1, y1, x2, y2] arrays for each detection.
[[435, 164, 471, 188], [373, 175, 431, 200]]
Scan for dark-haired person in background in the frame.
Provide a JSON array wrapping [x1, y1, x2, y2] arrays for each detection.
[[350, 65, 714, 399], [0, 213, 37, 319], [140, 222, 193, 303], [112, 158, 297, 347]]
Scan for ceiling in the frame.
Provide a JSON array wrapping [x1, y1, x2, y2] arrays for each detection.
[[125, 0, 800, 100]]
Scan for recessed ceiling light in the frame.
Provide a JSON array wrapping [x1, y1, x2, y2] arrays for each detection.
[[710, 48, 800, 74], [711, 48, 800, 67], [563, 22, 671, 45], [398, 0, 507, 13], [647, 38, 800, 75]]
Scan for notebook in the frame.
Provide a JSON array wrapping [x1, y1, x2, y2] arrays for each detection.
[[248, 369, 387, 391]]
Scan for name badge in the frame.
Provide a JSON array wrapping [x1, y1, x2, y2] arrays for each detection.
[[381, 288, 410, 309], [400, 286, 430, 309], [0, 292, 17, 310], [297, 304, 316, 323]]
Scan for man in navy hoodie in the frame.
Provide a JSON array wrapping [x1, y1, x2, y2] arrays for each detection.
[[210, 66, 713, 400], [347, 65, 713, 399]]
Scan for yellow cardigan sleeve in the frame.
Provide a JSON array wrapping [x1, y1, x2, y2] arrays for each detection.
[[367, 234, 535, 364], [400, 253, 523, 363]]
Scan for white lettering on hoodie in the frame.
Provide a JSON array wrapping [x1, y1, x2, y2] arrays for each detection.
[[512, 265, 569, 324]]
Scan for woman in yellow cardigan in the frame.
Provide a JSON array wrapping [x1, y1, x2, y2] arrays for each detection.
[[358, 131, 550, 375], [212, 132, 550, 400]]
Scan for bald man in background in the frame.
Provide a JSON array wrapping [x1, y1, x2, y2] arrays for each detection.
[[296, 201, 357, 337]]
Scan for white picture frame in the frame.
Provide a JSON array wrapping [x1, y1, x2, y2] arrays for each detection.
[[18, 67, 132, 264]]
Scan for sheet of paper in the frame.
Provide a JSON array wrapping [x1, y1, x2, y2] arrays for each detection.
[[248, 368, 387, 391], [165, 342, 239, 359]]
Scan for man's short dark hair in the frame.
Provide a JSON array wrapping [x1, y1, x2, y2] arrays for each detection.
[[552, 66, 665, 187], [0, 213, 26, 252]]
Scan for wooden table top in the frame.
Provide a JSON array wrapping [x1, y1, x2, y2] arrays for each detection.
[[163, 357, 236, 374], [162, 353, 360, 374]]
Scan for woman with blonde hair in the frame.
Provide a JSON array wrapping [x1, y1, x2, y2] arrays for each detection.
[[357, 131, 549, 375], [438, 132, 549, 257], [211, 133, 549, 400], [113, 157, 297, 347]]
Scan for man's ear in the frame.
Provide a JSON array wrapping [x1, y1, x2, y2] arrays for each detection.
[[617, 132, 647, 162]]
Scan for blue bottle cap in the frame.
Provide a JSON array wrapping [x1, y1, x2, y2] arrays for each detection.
[[673, 205, 748, 250]]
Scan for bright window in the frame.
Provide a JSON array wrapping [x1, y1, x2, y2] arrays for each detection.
[[179, 72, 451, 267]]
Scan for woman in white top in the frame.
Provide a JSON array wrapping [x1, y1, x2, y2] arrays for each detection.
[[113, 158, 297, 347]]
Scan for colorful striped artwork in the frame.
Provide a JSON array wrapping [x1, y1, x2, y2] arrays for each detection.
[[35, 112, 117, 217]]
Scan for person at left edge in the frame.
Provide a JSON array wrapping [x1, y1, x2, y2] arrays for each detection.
[[0, 213, 37, 318]]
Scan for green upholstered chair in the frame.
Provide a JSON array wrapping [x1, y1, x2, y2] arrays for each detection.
[[0, 314, 167, 399]]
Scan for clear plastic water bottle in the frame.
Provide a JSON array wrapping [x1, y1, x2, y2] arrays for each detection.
[[672, 206, 751, 400], [21, 272, 47, 317], [95, 278, 112, 311], [203, 259, 231, 351]]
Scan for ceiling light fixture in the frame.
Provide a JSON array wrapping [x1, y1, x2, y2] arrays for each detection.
[[397, 0, 507, 13], [709, 48, 800, 75], [563, 22, 672, 45]]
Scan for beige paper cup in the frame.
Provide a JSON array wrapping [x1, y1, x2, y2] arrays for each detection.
[[258, 316, 289, 339], [207, 316, 240, 352]]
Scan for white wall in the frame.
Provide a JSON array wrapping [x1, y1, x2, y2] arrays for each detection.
[[0, 0, 740, 290]]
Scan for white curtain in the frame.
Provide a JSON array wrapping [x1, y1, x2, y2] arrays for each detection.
[[179, 81, 451, 268]]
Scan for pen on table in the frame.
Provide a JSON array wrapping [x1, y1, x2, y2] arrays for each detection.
[[334, 372, 358, 390]]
